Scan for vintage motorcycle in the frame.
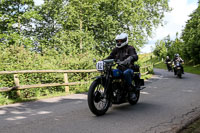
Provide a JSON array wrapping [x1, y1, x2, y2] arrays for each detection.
[[87, 59, 145, 116], [174, 61, 183, 78]]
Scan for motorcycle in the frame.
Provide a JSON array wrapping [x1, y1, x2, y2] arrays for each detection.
[[166, 61, 173, 72], [174, 61, 183, 78], [87, 59, 145, 116]]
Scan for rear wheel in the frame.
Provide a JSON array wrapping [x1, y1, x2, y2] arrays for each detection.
[[128, 80, 140, 105], [88, 80, 110, 116], [128, 90, 140, 105]]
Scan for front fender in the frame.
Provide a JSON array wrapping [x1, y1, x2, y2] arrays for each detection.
[[92, 76, 103, 80], [91, 76, 107, 88], [92, 75, 105, 82]]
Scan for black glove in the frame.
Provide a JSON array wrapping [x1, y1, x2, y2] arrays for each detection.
[[119, 56, 134, 66]]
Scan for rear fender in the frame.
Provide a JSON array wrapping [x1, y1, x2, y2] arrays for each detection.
[[133, 73, 144, 86]]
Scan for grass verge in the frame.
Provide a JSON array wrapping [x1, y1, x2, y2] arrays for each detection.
[[178, 117, 200, 133]]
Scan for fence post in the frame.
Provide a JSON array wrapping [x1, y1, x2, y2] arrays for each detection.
[[14, 74, 20, 97], [64, 73, 69, 94]]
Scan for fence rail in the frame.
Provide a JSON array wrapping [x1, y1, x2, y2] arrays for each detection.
[[0, 65, 152, 95], [0, 69, 97, 74]]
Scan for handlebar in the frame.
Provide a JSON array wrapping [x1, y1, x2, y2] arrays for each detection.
[[103, 59, 114, 64]]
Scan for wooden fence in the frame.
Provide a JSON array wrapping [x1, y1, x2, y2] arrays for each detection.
[[0, 65, 152, 95]]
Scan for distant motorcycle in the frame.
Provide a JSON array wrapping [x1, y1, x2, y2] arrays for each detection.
[[166, 61, 173, 72], [174, 61, 183, 78], [87, 59, 145, 116]]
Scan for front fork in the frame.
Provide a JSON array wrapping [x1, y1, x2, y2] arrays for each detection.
[[92, 74, 111, 97]]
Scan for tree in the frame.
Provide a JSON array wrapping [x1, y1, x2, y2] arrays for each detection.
[[54, 0, 170, 56], [28, 0, 63, 54], [0, 0, 34, 47], [181, 1, 200, 64], [153, 40, 167, 59], [0, 0, 170, 56]]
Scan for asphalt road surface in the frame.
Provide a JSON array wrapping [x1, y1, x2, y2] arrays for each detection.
[[0, 68, 200, 133]]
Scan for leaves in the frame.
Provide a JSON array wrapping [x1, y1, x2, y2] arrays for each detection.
[[181, 2, 200, 64]]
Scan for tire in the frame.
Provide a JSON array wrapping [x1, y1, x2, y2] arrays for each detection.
[[88, 80, 110, 116], [177, 70, 182, 78], [128, 90, 140, 105]]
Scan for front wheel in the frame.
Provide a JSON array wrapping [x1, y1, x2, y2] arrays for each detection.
[[88, 80, 110, 116], [177, 70, 182, 78]]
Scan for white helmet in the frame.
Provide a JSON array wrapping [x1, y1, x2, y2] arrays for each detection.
[[115, 33, 128, 48], [175, 53, 179, 58]]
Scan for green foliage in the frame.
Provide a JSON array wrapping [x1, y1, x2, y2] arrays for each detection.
[[0, 45, 153, 103], [0, 46, 98, 99], [153, 1, 200, 65], [0, 0, 34, 47], [153, 40, 167, 58], [58, 0, 170, 54], [0, 0, 170, 54], [181, 2, 200, 64], [138, 53, 154, 78]]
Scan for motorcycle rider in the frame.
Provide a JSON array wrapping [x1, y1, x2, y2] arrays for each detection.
[[173, 54, 184, 75], [165, 56, 172, 71], [105, 33, 138, 99]]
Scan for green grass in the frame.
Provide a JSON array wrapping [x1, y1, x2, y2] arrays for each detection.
[[179, 117, 200, 133], [184, 64, 200, 75]]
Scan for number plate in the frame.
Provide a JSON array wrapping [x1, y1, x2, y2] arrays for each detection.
[[96, 61, 104, 71]]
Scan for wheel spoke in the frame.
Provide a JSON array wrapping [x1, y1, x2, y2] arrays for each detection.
[[92, 83, 108, 110]]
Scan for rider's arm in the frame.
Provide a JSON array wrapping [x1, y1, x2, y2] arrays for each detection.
[[105, 48, 117, 60], [120, 46, 138, 65], [128, 46, 138, 62], [180, 57, 184, 63]]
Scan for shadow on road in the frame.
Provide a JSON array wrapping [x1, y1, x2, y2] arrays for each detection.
[[0, 94, 87, 122]]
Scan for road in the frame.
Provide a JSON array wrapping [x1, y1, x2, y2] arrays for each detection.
[[0, 68, 200, 133]]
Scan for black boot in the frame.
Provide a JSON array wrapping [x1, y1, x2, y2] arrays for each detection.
[[128, 85, 137, 100], [128, 84, 135, 92]]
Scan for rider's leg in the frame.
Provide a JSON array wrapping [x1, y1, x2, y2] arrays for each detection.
[[181, 66, 184, 74], [167, 65, 170, 71], [123, 69, 134, 91], [123, 69, 137, 99]]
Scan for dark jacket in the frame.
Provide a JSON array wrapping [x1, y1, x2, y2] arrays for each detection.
[[165, 58, 171, 63], [173, 57, 184, 64], [106, 45, 138, 70]]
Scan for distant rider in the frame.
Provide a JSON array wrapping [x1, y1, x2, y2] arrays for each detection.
[[173, 54, 184, 74], [165, 56, 172, 71]]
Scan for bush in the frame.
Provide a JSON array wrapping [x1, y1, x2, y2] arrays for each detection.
[[0, 46, 152, 103], [0, 46, 99, 99]]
